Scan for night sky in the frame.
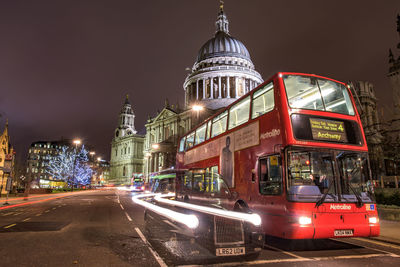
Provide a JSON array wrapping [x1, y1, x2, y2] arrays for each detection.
[[0, 0, 399, 162]]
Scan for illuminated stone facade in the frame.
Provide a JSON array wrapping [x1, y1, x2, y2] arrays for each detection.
[[26, 140, 71, 188], [143, 101, 213, 178], [110, 96, 144, 185], [0, 120, 15, 194], [348, 81, 385, 179], [144, 3, 263, 179]]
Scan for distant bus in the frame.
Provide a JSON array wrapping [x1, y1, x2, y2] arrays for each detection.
[[176, 72, 380, 239], [131, 177, 145, 192]]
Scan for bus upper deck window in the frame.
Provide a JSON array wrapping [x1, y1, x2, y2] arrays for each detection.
[[228, 96, 250, 130], [179, 137, 186, 152], [206, 120, 212, 140], [252, 82, 274, 119], [211, 111, 228, 138], [284, 75, 355, 116], [195, 124, 207, 145], [185, 132, 195, 150]]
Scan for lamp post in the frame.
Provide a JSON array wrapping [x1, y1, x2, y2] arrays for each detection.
[[71, 139, 81, 192]]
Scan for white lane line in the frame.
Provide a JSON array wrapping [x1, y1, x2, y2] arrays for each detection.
[[313, 253, 397, 260], [135, 227, 168, 267], [335, 238, 400, 256], [124, 212, 132, 221], [117, 198, 120, 204], [192, 253, 398, 267], [119, 204, 124, 210], [354, 237, 400, 250], [263, 243, 307, 259]]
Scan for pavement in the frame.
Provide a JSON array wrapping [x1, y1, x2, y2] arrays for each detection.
[[372, 219, 400, 246], [1, 191, 399, 245]]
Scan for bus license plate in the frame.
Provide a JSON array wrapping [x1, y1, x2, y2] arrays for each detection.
[[216, 247, 245, 256], [334, 229, 353, 236]]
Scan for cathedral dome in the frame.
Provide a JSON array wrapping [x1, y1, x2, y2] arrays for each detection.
[[197, 31, 251, 62], [183, 3, 263, 110]]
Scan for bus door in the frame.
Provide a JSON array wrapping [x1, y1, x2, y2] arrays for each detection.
[[256, 155, 283, 216]]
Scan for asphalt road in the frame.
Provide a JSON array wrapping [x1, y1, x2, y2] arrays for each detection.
[[0, 189, 400, 267]]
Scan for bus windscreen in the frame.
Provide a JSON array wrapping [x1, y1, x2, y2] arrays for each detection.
[[283, 75, 355, 116]]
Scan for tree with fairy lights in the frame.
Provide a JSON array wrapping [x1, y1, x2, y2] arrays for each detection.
[[46, 145, 93, 188]]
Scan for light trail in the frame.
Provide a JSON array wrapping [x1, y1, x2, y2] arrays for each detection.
[[154, 193, 262, 226], [132, 193, 199, 229]]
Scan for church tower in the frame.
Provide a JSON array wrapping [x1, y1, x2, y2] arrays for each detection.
[[114, 95, 137, 139], [110, 96, 144, 185]]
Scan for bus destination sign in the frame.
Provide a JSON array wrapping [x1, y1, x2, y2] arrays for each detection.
[[309, 118, 348, 143]]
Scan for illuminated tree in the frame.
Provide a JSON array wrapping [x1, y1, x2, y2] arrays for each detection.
[[46, 145, 93, 187]]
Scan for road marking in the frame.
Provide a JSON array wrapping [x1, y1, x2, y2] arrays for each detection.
[[335, 238, 400, 256], [44, 210, 50, 213], [354, 237, 400, 250], [263, 243, 307, 259], [117, 199, 120, 204], [3, 212, 14, 216], [58, 205, 62, 208], [13, 212, 23, 216], [4, 224, 16, 229], [119, 204, 124, 210], [36, 213, 42, 216], [22, 218, 31, 222], [193, 253, 399, 267], [52, 207, 56, 210], [135, 227, 167, 267], [124, 212, 132, 221]]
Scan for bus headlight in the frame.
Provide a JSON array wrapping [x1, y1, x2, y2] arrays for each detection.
[[369, 217, 378, 224], [299, 216, 312, 225]]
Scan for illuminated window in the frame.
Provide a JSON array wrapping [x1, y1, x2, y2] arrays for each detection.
[[179, 137, 186, 152], [206, 121, 212, 140], [252, 82, 274, 119], [211, 111, 228, 138], [195, 124, 207, 145], [228, 96, 250, 129], [259, 156, 282, 195], [185, 132, 195, 150]]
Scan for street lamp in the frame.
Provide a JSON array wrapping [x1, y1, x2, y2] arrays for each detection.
[[192, 104, 204, 124], [152, 143, 160, 150], [71, 139, 81, 191]]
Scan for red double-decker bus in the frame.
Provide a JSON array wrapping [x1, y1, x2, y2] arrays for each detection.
[[175, 72, 380, 239]]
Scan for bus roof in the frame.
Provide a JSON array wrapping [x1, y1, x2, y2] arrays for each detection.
[[150, 173, 176, 180]]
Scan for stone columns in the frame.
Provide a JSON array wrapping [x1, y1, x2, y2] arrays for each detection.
[[203, 78, 206, 99], [235, 77, 239, 98], [196, 80, 199, 100], [210, 77, 214, 99], [218, 76, 222, 98], [227, 76, 230, 98]]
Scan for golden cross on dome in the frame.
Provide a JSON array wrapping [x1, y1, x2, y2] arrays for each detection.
[[220, 0, 224, 12]]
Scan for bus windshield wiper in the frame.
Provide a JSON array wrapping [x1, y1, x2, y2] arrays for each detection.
[[348, 182, 363, 207], [315, 179, 335, 208]]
